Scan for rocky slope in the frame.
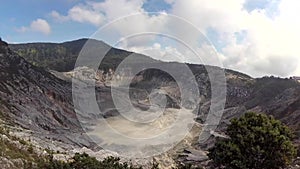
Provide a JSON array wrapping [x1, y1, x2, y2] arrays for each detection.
[[0, 39, 93, 147], [2, 38, 300, 168]]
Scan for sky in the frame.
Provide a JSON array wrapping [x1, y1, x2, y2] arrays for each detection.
[[1, 0, 300, 77]]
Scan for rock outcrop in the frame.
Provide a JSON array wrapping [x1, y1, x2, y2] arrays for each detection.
[[0, 39, 90, 147], [2, 38, 300, 168]]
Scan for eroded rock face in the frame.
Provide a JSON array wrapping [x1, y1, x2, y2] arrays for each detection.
[[9, 40, 300, 133], [2, 38, 300, 168], [0, 40, 89, 147]]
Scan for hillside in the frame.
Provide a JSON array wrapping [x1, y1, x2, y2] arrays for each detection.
[[0, 39, 95, 146], [10, 39, 300, 135], [1, 38, 300, 168], [9, 39, 157, 72]]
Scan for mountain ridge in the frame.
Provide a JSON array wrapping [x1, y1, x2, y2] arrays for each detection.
[[1, 38, 300, 167], [10, 38, 254, 79], [6, 38, 300, 139]]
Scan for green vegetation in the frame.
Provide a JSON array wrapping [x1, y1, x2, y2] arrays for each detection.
[[174, 163, 203, 169], [36, 153, 166, 169], [0, 122, 159, 169], [9, 39, 156, 72], [245, 77, 299, 109], [0, 125, 39, 167], [37, 153, 145, 169], [0, 130, 155, 169], [0, 111, 183, 169], [11, 43, 78, 72], [208, 112, 296, 169]]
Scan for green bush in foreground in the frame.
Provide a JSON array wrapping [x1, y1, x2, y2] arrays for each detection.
[[37, 153, 148, 169], [37, 153, 203, 169], [208, 112, 296, 169]]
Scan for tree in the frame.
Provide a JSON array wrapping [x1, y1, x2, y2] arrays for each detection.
[[208, 112, 296, 169]]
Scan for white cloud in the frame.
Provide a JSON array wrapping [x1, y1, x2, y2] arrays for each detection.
[[166, 0, 300, 77], [122, 43, 186, 62], [30, 19, 51, 35], [50, 0, 300, 77], [50, 0, 145, 26], [69, 6, 104, 26], [164, 0, 175, 4], [89, 0, 145, 20], [50, 11, 68, 22], [18, 19, 51, 35], [51, 5, 104, 26]]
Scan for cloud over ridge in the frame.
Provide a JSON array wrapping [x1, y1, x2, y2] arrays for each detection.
[[50, 0, 300, 77]]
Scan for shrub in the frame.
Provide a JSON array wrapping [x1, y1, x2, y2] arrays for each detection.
[[208, 112, 296, 169], [38, 153, 145, 169]]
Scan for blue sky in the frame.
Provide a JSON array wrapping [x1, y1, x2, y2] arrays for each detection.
[[1, 0, 264, 43], [1, 0, 93, 42], [1, 0, 172, 43], [1, 0, 299, 77]]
